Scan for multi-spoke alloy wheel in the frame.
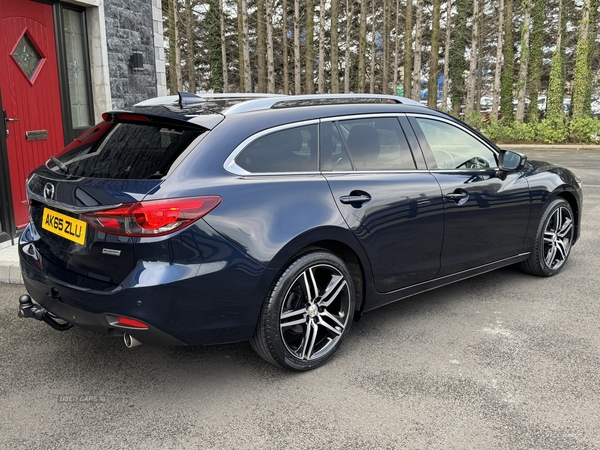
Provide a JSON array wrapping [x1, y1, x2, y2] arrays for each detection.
[[520, 198, 575, 277], [251, 250, 355, 371], [542, 204, 573, 270]]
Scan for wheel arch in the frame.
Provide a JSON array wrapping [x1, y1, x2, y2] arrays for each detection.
[[555, 189, 581, 243], [263, 227, 373, 318]]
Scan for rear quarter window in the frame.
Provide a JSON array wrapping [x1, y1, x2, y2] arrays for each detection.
[[52, 123, 202, 179], [235, 124, 318, 173]]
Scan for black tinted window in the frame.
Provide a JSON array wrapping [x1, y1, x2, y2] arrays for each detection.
[[52, 123, 202, 179], [336, 118, 415, 170], [236, 125, 318, 173]]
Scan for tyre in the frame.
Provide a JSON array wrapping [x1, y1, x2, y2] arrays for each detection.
[[251, 250, 355, 371], [520, 198, 574, 277]]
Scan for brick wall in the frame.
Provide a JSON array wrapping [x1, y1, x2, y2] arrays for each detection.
[[104, 0, 158, 109]]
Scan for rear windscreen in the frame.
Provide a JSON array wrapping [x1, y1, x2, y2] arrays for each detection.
[[50, 123, 203, 179]]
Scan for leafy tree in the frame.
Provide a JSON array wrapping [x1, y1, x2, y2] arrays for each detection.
[[449, 0, 467, 115]]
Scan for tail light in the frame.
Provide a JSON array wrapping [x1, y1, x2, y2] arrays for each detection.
[[83, 196, 221, 237]]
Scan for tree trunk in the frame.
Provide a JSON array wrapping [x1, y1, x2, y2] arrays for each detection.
[[393, 0, 400, 94], [331, 0, 339, 93], [220, 0, 228, 92], [403, 0, 413, 97], [168, 0, 177, 94], [476, 15, 483, 113], [465, 0, 479, 113], [305, 0, 315, 93], [344, 0, 353, 93], [411, 0, 423, 101], [546, 0, 564, 121], [450, 0, 467, 115], [294, 0, 301, 94], [572, 0, 592, 118], [584, 0, 598, 115], [441, 0, 452, 111], [428, 0, 441, 108], [207, 0, 223, 92], [266, 0, 275, 93], [358, 0, 367, 92], [237, 0, 245, 92], [516, 0, 531, 122], [174, 0, 182, 90], [382, 0, 389, 94], [370, 1, 375, 93], [526, 0, 544, 122], [241, 0, 251, 92], [500, 0, 514, 122], [491, 0, 504, 118], [318, 0, 326, 93], [282, 0, 289, 94], [168, 0, 182, 93], [185, 0, 196, 93], [257, 0, 267, 92]]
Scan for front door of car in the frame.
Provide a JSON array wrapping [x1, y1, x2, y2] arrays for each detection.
[[408, 116, 531, 277], [321, 117, 445, 293]]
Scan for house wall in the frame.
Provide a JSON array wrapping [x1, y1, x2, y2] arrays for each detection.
[[104, 0, 159, 108]]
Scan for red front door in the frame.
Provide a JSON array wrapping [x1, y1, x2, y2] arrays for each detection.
[[0, 0, 64, 228]]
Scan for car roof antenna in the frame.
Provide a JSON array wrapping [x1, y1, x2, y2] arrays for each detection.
[[178, 92, 207, 109]]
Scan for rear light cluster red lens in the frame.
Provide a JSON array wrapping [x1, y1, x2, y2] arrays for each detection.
[[83, 196, 221, 237]]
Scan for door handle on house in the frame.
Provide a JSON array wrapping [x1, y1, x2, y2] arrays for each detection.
[[3, 111, 19, 138]]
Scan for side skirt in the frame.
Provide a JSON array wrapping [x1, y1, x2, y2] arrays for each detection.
[[363, 253, 530, 313]]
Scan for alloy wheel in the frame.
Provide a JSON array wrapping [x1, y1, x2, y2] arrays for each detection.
[[279, 264, 352, 361]]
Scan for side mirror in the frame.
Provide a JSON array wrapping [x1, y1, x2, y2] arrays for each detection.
[[498, 149, 526, 171]]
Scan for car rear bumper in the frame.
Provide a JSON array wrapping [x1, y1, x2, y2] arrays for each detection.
[[18, 225, 269, 346]]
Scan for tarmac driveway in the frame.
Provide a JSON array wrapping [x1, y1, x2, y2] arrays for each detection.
[[0, 147, 599, 449]]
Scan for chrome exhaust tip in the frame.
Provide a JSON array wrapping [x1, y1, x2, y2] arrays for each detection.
[[123, 333, 142, 348]]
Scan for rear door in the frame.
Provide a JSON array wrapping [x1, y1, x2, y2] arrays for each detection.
[[322, 116, 445, 293]]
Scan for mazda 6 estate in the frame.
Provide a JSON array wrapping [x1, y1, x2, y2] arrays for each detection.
[[18, 93, 582, 370]]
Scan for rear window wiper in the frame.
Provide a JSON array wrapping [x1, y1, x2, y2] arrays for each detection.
[[50, 155, 69, 174]]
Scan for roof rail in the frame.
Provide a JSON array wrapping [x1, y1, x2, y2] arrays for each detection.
[[223, 94, 425, 114], [134, 92, 285, 108]]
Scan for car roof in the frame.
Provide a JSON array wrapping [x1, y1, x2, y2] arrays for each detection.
[[122, 92, 434, 130]]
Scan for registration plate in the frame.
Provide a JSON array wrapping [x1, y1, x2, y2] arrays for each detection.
[[41, 207, 87, 245]]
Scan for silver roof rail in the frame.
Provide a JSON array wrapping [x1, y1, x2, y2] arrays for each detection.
[[223, 94, 425, 114], [134, 92, 285, 108]]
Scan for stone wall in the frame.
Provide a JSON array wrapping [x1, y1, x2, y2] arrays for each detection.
[[104, 0, 158, 109]]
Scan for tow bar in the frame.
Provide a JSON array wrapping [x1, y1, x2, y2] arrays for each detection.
[[18, 294, 73, 331]]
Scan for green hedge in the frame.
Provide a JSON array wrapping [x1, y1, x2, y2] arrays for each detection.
[[462, 112, 600, 144]]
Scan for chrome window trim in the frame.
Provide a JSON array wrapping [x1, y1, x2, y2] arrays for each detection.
[[223, 119, 320, 176], [326, 170, 423, 174], [223, 112, 499, 176]]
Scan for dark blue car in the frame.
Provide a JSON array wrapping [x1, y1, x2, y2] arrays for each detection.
[[18, 93, 582, 370]]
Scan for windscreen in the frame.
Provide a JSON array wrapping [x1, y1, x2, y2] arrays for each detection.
[[50, 122, 203, 179]]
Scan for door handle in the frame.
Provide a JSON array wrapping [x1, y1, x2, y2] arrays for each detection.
[[445, 190, 469, 205], [339, 193, 371, 206], [445, 192, 468, 200], [3, 111, 19, 138]]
